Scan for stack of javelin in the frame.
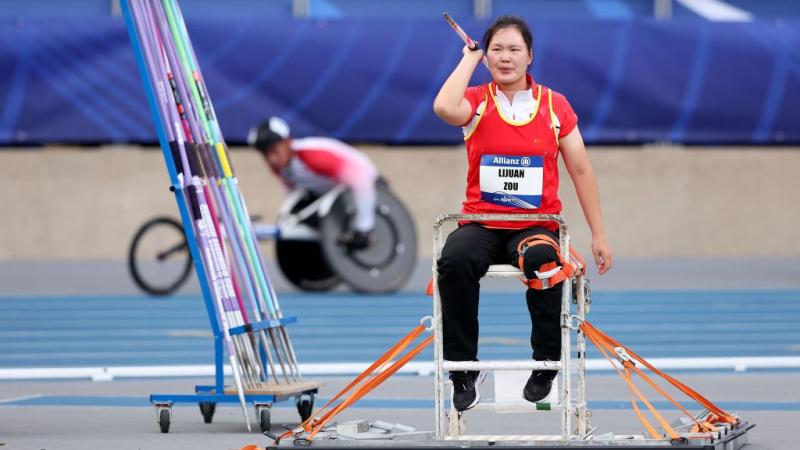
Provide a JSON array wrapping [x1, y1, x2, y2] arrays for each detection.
[[123, 0, 304, 428]]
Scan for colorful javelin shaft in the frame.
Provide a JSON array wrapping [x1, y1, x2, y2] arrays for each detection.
[[166, 0, 300, 363], [160, 0, 272, 319], [152, 0, 294, 382], [162, 0, 300, 379], [136, 0, 261, 406], [163, 0, 279, 318], [124, 0, 252, 431], [147, 0, 282, 384], [149, 0, 273, 399], [443, 12, 489, 68]]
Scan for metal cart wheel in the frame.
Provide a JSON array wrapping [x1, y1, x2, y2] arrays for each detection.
[[158, 407, 171, 433], [199, 401, 216, 423], [259, 407, 271, 433], [296, 394, 314, 422]]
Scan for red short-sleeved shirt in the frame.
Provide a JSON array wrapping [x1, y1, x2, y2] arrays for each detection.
[[458, 76, 578, 230]]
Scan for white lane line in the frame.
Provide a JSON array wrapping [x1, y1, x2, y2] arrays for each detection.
[[0, 394, 43, 404], [676, 0, 753, 22], [1, 356, 799, 380]]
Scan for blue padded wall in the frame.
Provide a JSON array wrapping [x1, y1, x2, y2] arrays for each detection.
[[1, 17, 798, 145]]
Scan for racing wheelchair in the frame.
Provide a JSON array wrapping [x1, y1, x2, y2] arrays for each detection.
[[127, 180, 417, 296]]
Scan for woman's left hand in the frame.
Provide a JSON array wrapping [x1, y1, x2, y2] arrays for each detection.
[[591, 235, 613, 275]]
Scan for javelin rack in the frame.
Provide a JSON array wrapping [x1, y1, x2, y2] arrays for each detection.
[[121, 0, 319, 433]]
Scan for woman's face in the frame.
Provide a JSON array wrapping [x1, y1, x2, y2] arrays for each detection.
[[486, 27, 532, 88]]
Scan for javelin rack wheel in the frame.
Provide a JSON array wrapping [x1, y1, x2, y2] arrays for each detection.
[[157, 406, 171, 433], [199, 401, 216, 423], [296, 393, 314, 421], [256, 404, 272, 433]]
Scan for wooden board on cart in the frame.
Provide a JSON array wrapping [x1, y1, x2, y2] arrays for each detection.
[[219, 380, 322, 396]]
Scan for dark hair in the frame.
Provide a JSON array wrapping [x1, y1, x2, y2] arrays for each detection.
[[248, 117, 290, 153], [482, 15, 533, 54], [250, 122, 282, 153]]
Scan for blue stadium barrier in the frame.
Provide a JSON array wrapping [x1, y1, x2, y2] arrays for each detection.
[[0, 17, 798, 145], [2, 0, 798, 20]]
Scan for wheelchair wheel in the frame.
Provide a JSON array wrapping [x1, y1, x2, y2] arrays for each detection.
[[128, 217, 193, 296], [274, 194, 341, 292], [318, 187, 417, 293], [275, 240, 341, 291]]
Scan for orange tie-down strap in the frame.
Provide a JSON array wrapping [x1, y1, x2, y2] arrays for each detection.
[[424, 237, 586, 296], [579, 320, 738, 440], [517, 234, 586, 289], [276, 323, 433, 443]]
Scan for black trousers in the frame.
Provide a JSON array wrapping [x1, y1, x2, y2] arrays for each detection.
[[437, 223, 563, 362]]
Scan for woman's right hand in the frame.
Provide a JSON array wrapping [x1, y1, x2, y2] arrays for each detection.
[[462, 43, 484, 60]]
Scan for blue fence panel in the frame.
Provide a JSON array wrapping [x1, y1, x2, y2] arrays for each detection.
[[0, 17, 798, 145]]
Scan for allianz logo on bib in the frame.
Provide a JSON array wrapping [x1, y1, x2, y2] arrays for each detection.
[[488, 156, 533, 166], [492, 156, 521, 166]]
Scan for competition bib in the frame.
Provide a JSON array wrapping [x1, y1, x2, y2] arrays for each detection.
[[479, 154, 543, 209]]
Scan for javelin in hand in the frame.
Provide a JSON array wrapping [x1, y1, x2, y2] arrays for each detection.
[[443, 12, 488, 68]]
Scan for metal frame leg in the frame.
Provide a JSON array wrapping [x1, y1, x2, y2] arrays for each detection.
[[432, 213, 586, 441]]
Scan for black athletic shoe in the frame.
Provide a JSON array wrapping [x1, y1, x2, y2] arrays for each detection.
[[449, 370, 485, 411], [523, 370, 557, 403]]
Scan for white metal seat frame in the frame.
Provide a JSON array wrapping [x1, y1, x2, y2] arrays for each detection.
[[432, 213, 590, 441]]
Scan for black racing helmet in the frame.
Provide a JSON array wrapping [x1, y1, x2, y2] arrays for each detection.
[[248, 116, 291, 152]]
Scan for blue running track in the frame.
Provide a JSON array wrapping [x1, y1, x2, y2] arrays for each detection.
[[1, 290, 799, 368]]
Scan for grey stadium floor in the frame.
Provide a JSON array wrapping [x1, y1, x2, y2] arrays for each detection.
[[1, 259, 799, 449]]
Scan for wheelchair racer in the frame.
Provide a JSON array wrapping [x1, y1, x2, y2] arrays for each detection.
[[248, 117, 378, 250]]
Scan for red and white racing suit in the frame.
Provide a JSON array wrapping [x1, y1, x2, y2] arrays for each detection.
[[277, 137, 379, 232]]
